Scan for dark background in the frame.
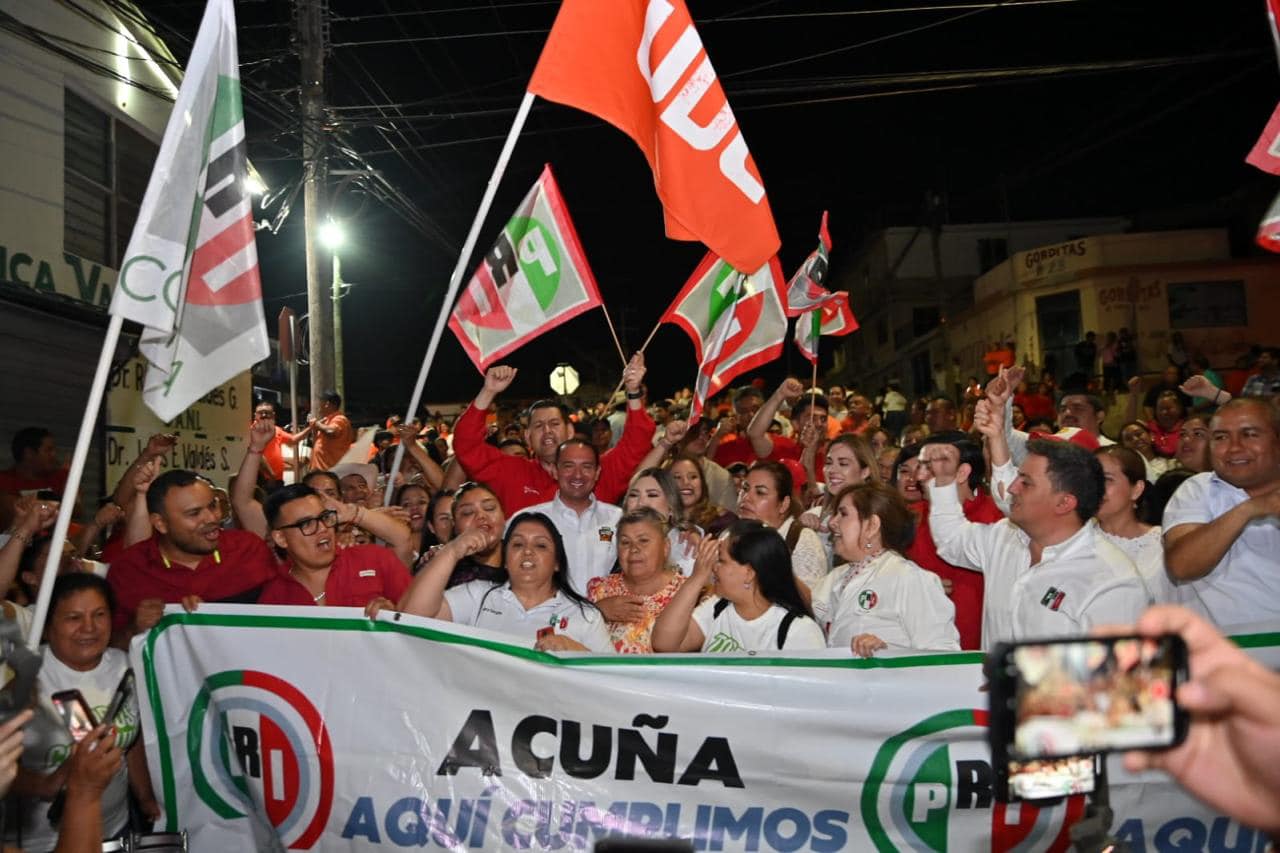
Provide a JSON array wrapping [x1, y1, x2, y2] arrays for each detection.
[[133, 0, 1280, 412]]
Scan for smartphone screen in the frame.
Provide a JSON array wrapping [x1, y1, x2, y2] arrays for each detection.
[[1003, 754, 1098, 801], [50, 691, 98, 742], [993, 634, 1188, 761]]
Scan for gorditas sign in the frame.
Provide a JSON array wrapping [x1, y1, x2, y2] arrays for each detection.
[[528, 0, 780, 273], [448, 165, 603, 372], [133, 605, 1265, 851]]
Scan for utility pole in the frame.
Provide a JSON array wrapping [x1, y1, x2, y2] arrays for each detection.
[[295, 0, 334, 410], [332, 252, 344, 402]]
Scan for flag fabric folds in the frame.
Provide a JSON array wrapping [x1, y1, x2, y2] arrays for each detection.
[[448, 165, 603, 372], [108, 0, 267, 424], [1246, 101, 1280, 176], [527, 0, 780, 273], [662, 253, 787, 421], [785, 212, 857, 362]]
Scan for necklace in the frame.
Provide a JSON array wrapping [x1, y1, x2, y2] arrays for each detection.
[[290, 568, 326, 604]]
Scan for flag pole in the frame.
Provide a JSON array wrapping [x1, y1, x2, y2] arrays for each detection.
[[27, 314, 125, 649], [384, 91, 537, 504], [599, 305, 629, 368]]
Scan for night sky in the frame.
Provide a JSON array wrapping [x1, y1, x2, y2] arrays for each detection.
[[137, 0, 1280, 414]]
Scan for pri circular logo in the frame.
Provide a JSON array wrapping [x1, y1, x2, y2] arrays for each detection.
[[861, 709, 1084, 852], [188, 670, 334, 850], [858, 590, 879, 611]]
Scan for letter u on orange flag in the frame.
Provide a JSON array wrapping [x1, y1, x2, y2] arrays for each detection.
[[528, 0, 780, 273]]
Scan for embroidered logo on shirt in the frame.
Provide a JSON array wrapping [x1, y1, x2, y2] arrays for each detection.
[[1040, 587, 1066, 611], [598, 527, 614, 543], [705, 632, 744, 653], [358, 569, 377, 578], [858, 590, 878, 611]]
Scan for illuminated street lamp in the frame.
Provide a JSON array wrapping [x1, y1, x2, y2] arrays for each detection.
[[319, 219, 348, 401]]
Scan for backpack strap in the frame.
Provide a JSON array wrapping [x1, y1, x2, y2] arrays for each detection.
[[712, 598, 730, 618], [776, 610, 799, 649]]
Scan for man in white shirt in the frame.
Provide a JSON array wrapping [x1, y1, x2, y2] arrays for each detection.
[[521, 438, 622, 596], [1163, 398, 1280, 628], [924, 434, 1147, 649]]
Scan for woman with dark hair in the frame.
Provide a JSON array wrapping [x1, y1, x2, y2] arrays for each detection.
[[668, 455, 735, 536], [815, 482, 959, 657], [651, 519, 825, 653], [1119, 421, 1174, 482], [588, 508, 690, 653], [622, 467, 698, 574], [397, 511, 611, 651], [10, 574, 158, 850], [394, 482, 431, 557], [737, 461, 829, 595], [1094, 447, 1173, 605], [417, 482, 507, 586]]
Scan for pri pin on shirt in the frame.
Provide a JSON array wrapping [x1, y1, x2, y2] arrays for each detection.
[[444, 581, 613, 652]]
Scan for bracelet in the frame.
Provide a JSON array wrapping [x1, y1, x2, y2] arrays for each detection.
[[4, 529, 31, 547], [353, 506, 364, 526], [625, 390, 643, 400], [246, 448, 263, 455]]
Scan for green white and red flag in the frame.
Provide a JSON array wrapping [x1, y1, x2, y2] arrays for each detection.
[[662, 253, 787, 422], [448, 165, 603, 372], [786, 212, 857, 362], [108, 0, 267, 423]]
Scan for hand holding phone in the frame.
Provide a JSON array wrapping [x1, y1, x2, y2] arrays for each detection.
[[49, 690, 98, 743]]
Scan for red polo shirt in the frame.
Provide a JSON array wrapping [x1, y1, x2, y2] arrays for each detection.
[[906, 491, 1003, 651], [107, 528, 278, 632], [453, 402, 655, 514], [258, 544, 410, 607]]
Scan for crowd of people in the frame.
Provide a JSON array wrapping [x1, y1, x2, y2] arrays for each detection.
[[2, 340, 1280, 845]]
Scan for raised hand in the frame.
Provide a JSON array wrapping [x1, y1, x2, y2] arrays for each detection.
[[483, 365, 517, 396], [622, 352, 647, 394], [248, 417, 275, 452], [132, 458, 160, 494], [1180, 374, 1222, 402], [972, 398, 1004, 440], [778, 377, 805, 401], [660, 420, 689, 448], [143, 433, 177, 460]]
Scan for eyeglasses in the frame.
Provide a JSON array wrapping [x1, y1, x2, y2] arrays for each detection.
[[274, 509, 339, 535]]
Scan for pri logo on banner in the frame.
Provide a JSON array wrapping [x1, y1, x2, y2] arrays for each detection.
[[861, 710, 1084, 852], [188, 670, 334, 849]]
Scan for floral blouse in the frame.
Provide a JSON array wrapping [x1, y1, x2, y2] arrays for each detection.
[[587, 571, 687, 654]]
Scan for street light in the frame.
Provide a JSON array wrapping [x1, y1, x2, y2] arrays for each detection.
[[318, 219, 348, 401]]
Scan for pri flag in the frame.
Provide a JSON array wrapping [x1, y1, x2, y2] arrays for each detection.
[[527, 0, 780, 273], [662, 253, 787, 421], [786, 212, 857, 362], [448, 165, 603, 372], [1247, 0, 1280, 175], [109, 0, 267, 424]]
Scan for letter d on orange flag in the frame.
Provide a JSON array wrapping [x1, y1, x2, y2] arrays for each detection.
[[528, 0, 780, 273]]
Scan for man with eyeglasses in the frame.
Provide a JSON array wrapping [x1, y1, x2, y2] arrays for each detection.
[[255, 484, 410, 611], [107, 470, 279, 646]]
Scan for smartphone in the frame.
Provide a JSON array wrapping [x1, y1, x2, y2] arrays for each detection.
[[102, 670, 134, 725], [50, 690, 98, 742], [989, 634, 1189, 762]]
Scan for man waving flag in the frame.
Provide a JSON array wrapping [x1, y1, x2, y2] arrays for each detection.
[[528, 0, 779, 273], [109, 0, 267, 423], [786, 212, 857, 361], [662, 254, 787, 422]]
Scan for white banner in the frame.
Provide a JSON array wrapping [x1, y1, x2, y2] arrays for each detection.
[[132, 605, 1279, 852]]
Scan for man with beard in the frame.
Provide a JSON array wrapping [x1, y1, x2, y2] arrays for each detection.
[[1163, 398, 1280, 627], [521, 438, 621, 596], [107, 470, 278, 644]]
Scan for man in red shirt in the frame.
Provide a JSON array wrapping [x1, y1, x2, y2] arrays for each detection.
[[710, 386, 766, 468], [252, 401, 309, 485], [301, 391, 353, 472], [0, 428, 69, 529], [909, 434, 1003, 650], [257, 484, 410, 610], [745, 378, 826, 466], [453, 354, 654, 514], [107, 470, 278, 644]]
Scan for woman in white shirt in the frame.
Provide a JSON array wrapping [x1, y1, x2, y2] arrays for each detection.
[[813, 482, 959, 657], [651, 520, 825, 653], [622, 467, 699, 575], [736, 462, 829, 596], [1094, 446, 1174, 605], [397, 511, 612, 652]]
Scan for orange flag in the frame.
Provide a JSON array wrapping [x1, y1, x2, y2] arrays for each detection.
[[528, 0, 780, 273]]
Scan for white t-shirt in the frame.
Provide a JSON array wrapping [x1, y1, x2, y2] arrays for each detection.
[[518, 496, 622, 596], [812, 551, 960, 653], [1162, 471, 1280, 627], [691, 597, 825, 653], [16, 647, 138, 853], [444, 581, 613, 652]]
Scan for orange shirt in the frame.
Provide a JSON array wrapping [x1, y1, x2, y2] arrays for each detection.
[[310, 413, 353, 471], [261, 426, 291, 481]]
